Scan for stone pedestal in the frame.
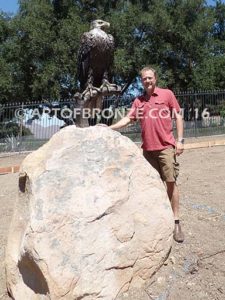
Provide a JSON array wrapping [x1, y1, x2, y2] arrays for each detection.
[[6, 126, 173, 299]]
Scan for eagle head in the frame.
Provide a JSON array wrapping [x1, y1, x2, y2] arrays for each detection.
[[90, 19, 110, 31]]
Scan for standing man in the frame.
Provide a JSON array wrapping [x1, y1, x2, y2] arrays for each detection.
[[109, 66, 184, 243]]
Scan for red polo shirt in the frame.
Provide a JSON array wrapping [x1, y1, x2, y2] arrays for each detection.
[[128, 87, 181, 151]]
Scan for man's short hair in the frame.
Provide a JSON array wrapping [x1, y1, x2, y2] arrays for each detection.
[[139, 66, 157, 78]]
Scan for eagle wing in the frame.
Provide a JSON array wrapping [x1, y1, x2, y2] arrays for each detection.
[[107, 33, 115, 64], [107, 34, 115, 80], [77, 32, 95, 90]]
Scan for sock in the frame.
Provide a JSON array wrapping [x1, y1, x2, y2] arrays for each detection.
[[175, 220, 180, 224]]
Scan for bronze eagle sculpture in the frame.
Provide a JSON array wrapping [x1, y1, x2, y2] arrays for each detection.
[[77, 19, 118, 98], [75, 19, 121, 127]]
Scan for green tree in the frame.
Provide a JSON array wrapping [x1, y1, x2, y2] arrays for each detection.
[[0, 12, 15, 104], [211, 0, 225, 88], [0, 0, 224, 105], [93, 0, 217, 90]]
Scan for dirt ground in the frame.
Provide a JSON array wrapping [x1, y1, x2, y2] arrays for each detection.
[[0, 146, 225, 300]]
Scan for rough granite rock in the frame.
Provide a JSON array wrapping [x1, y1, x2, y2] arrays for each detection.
[[5, 125, 174, 300]]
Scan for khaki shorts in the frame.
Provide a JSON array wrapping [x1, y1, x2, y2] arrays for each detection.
[[143, 147, 179, 182]]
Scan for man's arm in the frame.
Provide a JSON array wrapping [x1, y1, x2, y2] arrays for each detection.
[[174, 112, 184, 156], [109, 116, 131, 130]]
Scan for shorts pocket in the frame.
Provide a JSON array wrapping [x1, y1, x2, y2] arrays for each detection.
[[173, 161, 180, 179]]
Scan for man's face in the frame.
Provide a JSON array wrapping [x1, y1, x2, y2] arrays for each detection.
[[141, 70, 157, 94]]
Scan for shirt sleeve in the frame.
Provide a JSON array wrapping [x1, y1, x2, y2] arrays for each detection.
[[168, 90, 181, 115], [127, 99, 138, 121]]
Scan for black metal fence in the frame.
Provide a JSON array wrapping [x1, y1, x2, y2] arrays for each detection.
[[0, 90, 225, 152]]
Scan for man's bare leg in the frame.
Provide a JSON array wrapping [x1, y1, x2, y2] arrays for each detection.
[[166, 182, 184, 242], [166, 182, 179, 219]]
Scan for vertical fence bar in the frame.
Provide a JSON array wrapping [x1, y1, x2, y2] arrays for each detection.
[[194, 92, 197, 138]]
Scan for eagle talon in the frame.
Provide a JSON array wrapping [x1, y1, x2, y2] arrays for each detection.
[[100, 80, 120, 93], [81, 84, 100, 101]]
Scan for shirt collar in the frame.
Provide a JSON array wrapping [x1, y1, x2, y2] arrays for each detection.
[[152, 87, 159, 96], [142, 87, 159, 101]]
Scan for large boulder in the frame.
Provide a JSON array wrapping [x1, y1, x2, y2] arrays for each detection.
[[6, 126, 174, 300]]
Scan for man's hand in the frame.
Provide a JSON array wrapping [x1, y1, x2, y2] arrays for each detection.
[[175, 141, 184, 156], [96, 124, 108, 127]]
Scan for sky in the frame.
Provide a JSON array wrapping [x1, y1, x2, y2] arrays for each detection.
[[0, 0, 19, 14], [0, 0, 224, 15]]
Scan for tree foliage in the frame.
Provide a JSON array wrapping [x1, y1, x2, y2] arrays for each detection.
[[0, 0, 224, 104]]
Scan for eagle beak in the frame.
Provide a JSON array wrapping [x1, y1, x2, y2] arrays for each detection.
[[104, 22, 110, 29]]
